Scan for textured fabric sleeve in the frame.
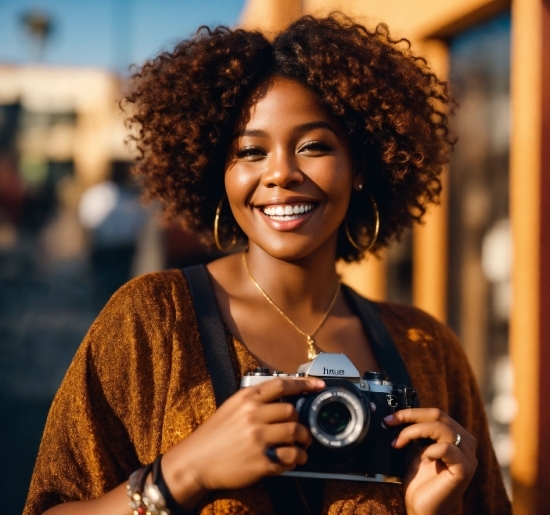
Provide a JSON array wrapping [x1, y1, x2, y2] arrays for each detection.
[[23, 271, 183, 515], [432, 321, 513, 515], [378, 303, 512, 515]]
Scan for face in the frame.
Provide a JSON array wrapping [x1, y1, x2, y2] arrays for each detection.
[[225, 77, 357, 261]]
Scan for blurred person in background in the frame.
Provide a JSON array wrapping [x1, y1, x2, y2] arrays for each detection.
[[78, 162, 148, 310], [24, 14, 511, 515]]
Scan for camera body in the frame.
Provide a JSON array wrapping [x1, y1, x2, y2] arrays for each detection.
[[240, 353, 419, 483]]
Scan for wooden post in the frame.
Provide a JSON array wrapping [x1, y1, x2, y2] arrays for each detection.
[[412, 39, 450, 324], [537, 2, 550, 513], [509, 0, 550, 513]]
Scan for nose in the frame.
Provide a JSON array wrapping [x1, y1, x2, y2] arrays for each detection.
[[261, 151, 304, 189]]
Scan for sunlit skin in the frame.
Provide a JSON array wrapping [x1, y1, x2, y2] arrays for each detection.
[[42, 78, 477, 515]]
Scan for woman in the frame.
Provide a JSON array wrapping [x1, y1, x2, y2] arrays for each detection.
[[25, 14, 511, 515]]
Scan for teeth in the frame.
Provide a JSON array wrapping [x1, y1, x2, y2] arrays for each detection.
[[262, 203, 314, 219]]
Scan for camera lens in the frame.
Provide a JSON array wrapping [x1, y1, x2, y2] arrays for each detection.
[[318, 401, 351, 435], [307, 386, 369, 448]]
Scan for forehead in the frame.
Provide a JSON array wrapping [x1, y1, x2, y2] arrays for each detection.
[[235, 77, 337, 131]]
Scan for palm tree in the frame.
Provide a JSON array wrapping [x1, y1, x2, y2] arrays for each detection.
[[21, 11, 54, 62]]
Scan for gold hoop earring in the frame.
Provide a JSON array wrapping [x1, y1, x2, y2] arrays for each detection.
[[345, 196, 380, 252], [214, 196, 237, 252]]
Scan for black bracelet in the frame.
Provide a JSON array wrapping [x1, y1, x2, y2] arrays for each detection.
[[152, 455, 192, 515]]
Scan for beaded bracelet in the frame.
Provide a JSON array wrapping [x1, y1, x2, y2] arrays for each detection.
[[127, 463, 153, 515], [142, 481, 170, 515], [127, 456, 194, 515]]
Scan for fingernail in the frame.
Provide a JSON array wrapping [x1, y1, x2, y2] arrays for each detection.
[[384, 414, 394, 422], [314, 379, 325, 387], [391, 439, 397, 447]]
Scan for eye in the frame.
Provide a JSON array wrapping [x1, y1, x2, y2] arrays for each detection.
[[298, 141, 334, 155], [235, 146, 266, 161]]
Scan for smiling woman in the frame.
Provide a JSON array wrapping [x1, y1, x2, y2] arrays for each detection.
[[224, 78, 355, 262], [24, 13, 511, 515], [125, 15, 448, 262]]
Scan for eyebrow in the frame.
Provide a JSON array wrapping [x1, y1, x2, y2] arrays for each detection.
[[232, 121, 339, 141], [292, 121, 339, 137]]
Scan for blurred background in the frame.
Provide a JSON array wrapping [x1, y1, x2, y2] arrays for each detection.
[[0, 1, 548, 514]]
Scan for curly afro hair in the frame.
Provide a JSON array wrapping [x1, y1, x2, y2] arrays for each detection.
[[124, 13, 452, 262]]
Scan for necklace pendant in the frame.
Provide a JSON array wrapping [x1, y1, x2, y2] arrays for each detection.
[[242, 255, 340, 365], [307, 336, 318, 360]]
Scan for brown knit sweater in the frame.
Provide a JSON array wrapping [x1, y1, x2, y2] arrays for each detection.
[[24, 270, 512, 515]]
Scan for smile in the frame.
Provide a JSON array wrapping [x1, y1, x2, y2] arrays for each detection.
[[261, 203, 315, 221]]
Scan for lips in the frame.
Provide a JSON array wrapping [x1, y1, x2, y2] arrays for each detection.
[[260, 203, 315, 221]]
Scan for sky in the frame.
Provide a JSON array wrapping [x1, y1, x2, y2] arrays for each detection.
[[0, 0, 246, 73]]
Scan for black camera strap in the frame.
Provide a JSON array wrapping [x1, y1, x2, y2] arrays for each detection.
[[182, 265, 320, 514], [341, 285, 414, 387], [183, 264, 239, 401], [182, 265, 413, 514]]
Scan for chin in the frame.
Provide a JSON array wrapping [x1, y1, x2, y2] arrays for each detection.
[[253, 236, 337, 263]]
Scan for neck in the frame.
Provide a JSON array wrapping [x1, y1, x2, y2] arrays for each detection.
[[244, 241, 340, 312]]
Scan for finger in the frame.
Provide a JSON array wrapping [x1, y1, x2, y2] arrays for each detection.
[[245, 377, 325, 403], [263, 421, 312, 448], [394, 421, 477, 463], [385, 408, 470, 443], [276, 446, 309, 468], [264, 445, 309, 472], [419, 442, 478, 480], [395, 421, 460, 447], [253, 402, 299, 424], [385, 408, 459, 429]]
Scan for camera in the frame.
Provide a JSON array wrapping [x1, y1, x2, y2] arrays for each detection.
[[240, 352, 419, 483]]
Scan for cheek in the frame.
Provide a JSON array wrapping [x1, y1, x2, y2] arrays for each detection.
[[310, 160, 354, 204], [224, 165, 258, 224]]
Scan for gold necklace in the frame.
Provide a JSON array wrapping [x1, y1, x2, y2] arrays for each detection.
[[242, 253, 341, 360]]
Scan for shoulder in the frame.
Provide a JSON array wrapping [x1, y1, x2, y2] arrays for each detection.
[[83, 269, 197, 366], [68, 268, 204, 421], [344, 286, 467, 371], [107, 268, 189, 305], [370, 299, 464, 359], [362, 298, 473, 413], [95, 269, 193, 325], [373, 301, 460, 347]]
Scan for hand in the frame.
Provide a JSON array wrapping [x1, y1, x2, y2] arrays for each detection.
[[161, 377, 325, 508], [384, 408, 478, 515]]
